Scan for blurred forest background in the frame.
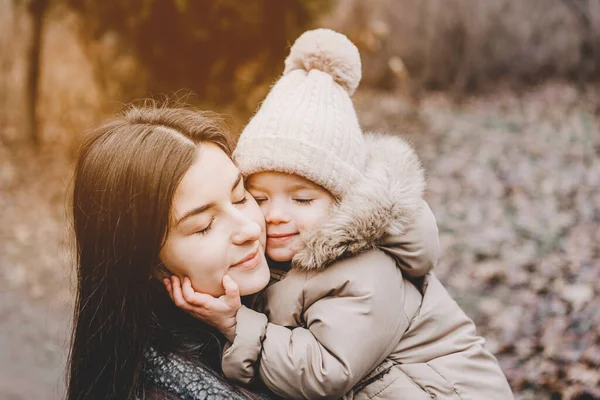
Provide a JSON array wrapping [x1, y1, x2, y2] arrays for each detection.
[[1, 0, 599, 399]]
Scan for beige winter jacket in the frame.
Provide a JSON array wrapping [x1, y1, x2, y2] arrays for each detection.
[[223, 134, 514, 399]]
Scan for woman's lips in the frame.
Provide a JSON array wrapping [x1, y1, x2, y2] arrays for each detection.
[[230, 248, 261, 270], [267, 233, 297, 245]]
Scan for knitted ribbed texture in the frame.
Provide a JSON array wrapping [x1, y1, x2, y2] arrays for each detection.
[[233, 29, 365, 198]]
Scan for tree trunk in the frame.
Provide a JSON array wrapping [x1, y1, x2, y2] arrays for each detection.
[[24, 0, 48, 147]]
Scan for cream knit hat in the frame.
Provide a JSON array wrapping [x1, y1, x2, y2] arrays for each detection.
[[233, 29, 365, 198]]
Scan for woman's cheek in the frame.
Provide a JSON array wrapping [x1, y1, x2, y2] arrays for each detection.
[[186, 240, 228, 297], [190, 267, 225, 297]]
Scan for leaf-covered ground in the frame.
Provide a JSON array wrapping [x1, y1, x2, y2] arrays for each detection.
[[0, 81, 598, 399], [356, 81, 600, 400]]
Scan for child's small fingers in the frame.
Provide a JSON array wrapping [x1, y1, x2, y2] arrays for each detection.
[[170, 276, 190, 309], [222, 275, 241, 307], [189, 292, 218, 308], [181, 277, 209, 306], [222, 274, 239, 291], [179, 277, 220, 308], [163, 278, 174, 299], [182, 277, 195, 301]]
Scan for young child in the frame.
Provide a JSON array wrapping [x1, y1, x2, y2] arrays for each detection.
[[168, 29, 513, 399]]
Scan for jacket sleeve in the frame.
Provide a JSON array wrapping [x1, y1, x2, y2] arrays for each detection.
[[223, 251, 419, 399], [221, 305, 269, 384], [378, 200, 440, 278]]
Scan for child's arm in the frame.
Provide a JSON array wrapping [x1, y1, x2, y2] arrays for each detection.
[[172, 251, 419, 399], [230, 253, 418, 399], [378, 200, 440, 278], [217, 202, 439, 393]]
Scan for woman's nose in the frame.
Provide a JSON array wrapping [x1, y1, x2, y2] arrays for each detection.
[[231, 210, 262, 245]]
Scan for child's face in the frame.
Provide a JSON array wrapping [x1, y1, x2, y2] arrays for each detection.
[[246, 171, 335, 262]]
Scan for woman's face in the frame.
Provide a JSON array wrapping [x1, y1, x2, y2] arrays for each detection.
[[160, 143, 270, 297]]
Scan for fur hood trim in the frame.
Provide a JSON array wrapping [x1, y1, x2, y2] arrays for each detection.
[[293, 133, 426, 271]]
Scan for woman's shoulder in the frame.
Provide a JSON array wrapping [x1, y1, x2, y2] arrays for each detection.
[[143, 347, 269, 400]]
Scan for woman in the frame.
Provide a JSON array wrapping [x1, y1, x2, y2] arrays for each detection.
[[67, 104, 275, 399]]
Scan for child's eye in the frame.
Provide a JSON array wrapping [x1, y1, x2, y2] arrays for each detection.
[[234, 195, 248, 205], [294, 198, 314, 205], [196, 219, 214, 235], [253, 197, 267, 205]]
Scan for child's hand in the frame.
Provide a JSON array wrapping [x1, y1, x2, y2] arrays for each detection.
[[163, 275, 241, 342]]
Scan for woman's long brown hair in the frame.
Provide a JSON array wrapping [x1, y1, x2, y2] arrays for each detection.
[[67, 104, 240, 399]]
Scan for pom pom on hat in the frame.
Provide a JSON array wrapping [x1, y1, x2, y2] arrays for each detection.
[[283, 29, 362, 95], [235, 28, 366, 198]]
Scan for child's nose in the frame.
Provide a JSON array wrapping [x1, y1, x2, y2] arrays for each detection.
[[265, 206, 290, 224]]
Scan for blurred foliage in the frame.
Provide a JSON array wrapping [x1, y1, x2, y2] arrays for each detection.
[[325, 0, 600, 99], [64, 0, 332, 106]]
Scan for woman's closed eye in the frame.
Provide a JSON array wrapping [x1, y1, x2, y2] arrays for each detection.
[[195, 218, 214, 235], [233, 195, 248, 205]]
